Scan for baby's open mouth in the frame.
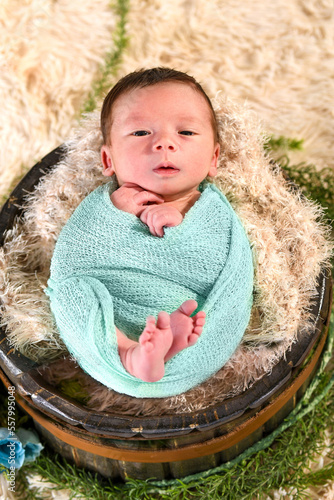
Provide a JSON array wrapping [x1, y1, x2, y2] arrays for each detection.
[[153, 163, 179, 174]]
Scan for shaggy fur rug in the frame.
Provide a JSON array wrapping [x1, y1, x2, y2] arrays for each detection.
[[1, 0, 334, 498], [0, 0, 116, 200], [1, 0, 334, 202]]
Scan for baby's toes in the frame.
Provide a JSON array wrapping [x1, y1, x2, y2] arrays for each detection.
[[194, 312, 205, 326], [196, 317, 206, 327], [156, 311, 170, 330], [139, 332, 155, 353], [178, 300, 198, 317], [193, 317, 205, 330], [139, 329, 152, 344], [139, 318, 155, 344], [193, 324, 204, 335], [188, 332, 201, 347], [145, 315, 156, 328], [195, 311, 206, 320]]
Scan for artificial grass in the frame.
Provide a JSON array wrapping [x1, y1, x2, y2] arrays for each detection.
[[81, 0, 129, 114], [265, 135, 334, 225]]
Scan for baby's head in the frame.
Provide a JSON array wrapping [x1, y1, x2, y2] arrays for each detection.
[[100, 67, 220, 199], [101, 67, 219, 146]]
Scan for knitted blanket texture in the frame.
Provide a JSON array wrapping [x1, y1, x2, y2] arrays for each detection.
[[45, 181, 254, 397]]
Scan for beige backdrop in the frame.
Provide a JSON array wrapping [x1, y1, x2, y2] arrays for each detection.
[[0, 0, 333, 498]]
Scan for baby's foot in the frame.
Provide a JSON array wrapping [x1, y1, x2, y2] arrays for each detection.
[[122, 312, 173, 382], [166, 300, 206, 361]]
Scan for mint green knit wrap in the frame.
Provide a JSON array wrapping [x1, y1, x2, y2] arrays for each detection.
[[45, 181, 254, 398]]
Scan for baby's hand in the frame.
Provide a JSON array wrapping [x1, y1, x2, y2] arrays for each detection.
[[111, 183, 164, 217], [140, 204, 183, 237]]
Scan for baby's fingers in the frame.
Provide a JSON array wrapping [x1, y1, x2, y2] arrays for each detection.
[[150, 212, 169, 237], [139, 205, 152, 225], [140, 206, 162, 236], [134, 190, 164, 207]]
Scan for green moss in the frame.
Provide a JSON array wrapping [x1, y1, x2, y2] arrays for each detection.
[[57, 379, 90, 405], [266, 135, 334, 225], [264, 135, 304, 152], [81, 0, 129, 114]]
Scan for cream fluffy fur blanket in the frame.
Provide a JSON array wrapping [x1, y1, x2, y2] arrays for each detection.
[[0, 95, 332, 414]]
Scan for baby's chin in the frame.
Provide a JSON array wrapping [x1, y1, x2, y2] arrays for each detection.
[[119, 177, 202, 201]]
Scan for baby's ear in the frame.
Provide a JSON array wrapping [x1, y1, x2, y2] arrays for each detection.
[[101, 145, 115, 177], [208, 143, 220, 177]]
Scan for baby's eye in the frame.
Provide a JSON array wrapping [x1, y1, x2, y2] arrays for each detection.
[[179, 131, 195, 136], [132, 130, 150, 136]]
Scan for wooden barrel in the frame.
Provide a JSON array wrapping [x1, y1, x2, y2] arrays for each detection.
[[0, 146, 332, 481]]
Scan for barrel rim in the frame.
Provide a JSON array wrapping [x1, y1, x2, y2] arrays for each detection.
[[0, 314, 330, 461]]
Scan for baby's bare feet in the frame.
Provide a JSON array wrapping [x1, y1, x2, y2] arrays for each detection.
[[118, 302, 205, 381], [166, 300, 205, 361], [122, 311, 173, 382]]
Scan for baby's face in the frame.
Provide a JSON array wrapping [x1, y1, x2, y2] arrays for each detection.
[[101, 82, 220, 201]]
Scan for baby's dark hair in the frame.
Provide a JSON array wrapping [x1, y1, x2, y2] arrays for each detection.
[[101, 67, 219, 145]]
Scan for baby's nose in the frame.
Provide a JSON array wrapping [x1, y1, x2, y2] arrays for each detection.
[[153, 136, 177, 151]]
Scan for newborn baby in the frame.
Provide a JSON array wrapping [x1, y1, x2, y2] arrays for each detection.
[[46, 67, 254, 398]]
